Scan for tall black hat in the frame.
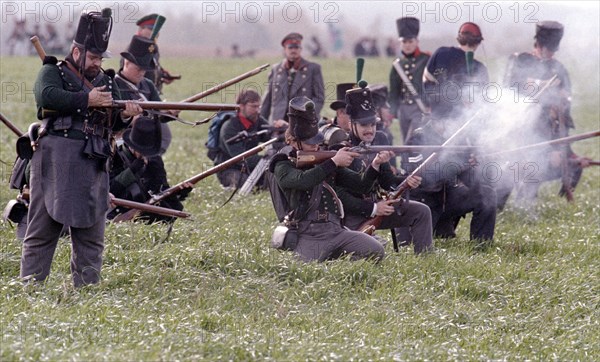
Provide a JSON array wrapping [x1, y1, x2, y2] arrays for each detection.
[[120, 35, 157, 71], [73, 8, 113, 56], [396, 17, 420, 39], [535, 21, 564, 52], [345, 81, 378, 125], [122, 116, 162, 157], [330, 83, 355, 111], [288, 96, 324, 145]]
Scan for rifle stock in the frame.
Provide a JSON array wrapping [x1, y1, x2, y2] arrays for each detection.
[[112, 137, 279, 223], [111, 197, 190, 219]]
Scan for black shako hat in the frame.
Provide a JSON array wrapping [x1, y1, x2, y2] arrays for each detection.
[[122, 116, 162, 157], [288, 96, 324, 145], [345, 81, 378, 125], [535, 21, 564, 52], [397, 17, 420, 39], [121, 35, 157, 70], [330, 83, 355, 111], [73, 8, 113, 56]]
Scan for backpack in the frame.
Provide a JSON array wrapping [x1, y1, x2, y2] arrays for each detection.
[[205, 111, 235, 161], [266, 148, 293, 222]]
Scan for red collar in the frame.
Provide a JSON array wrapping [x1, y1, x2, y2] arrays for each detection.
[[238, 113, 254, 129], [402, 47, 421, 58], [284, 58, 303, 70]]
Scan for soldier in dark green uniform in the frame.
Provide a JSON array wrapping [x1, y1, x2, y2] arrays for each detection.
[[499, 21, 590, 206], [339, 83, 433, 254], [108, 117, 190, 223], [21, 9, 142, 287], [269, 96, 386, 262], [135, 14, 178, 94], [389, 17, 430, 142], [115, 35, 174, 155]]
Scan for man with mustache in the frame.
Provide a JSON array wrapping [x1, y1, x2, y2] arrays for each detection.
[[337, 83, 434, 254], [21, 9, 142, 287], [261, 32, 325, 124]]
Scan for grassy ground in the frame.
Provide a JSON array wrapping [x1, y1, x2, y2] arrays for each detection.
[[0, 56, 599, 361]]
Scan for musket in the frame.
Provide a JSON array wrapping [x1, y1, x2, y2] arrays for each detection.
[[180, 63, 271, 103], [295, 145, 479, 168], [112, 137, 279, 222], [483, 130, 600, 158], [111, 197, 190, 219], [17, 190, 189, 220], [0, 112, 24, 137], [358, 110, 482, 235], [110, 100, 238, 112]]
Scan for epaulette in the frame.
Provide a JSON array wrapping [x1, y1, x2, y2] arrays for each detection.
[[268, 146, 294, 173], [43, 56, 58, 65]]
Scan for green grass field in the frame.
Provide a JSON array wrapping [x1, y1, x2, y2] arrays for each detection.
[[1, 56, 599, 361]]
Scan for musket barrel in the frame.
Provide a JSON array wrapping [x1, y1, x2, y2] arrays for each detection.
[[485, 130, 600, 158], [111, 100, 239, 111], [181, 63, 270, 103], [0, 112, 24, 137]]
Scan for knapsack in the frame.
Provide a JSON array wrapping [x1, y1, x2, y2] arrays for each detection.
[[205, 111, 235, 161]]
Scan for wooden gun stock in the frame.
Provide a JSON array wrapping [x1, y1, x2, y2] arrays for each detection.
[[296, 150, 337, 168], [112, 137, 279, 223], [111, 197, 190, 219]]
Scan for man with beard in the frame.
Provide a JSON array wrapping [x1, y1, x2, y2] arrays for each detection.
[[21, 9, 142, 287], [261, 33, 325, 123], [215, 90, 288, 188], [338, 83, 433, 254]]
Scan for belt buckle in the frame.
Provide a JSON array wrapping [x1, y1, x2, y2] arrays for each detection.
[[316, 211, 328, 222]]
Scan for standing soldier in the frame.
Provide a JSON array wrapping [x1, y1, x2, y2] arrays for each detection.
[[21, 9, 142, 287], [389, 17, 430, 142], [500, 21, 590, 205], [261, 33, 325, 123], [135, 14, 178, 94]]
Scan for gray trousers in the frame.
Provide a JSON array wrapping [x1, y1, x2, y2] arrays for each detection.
[[346, 200, 433, 254], [21, 186, 105, 287], [398, 103, 423, 142], [295, 220, 385, 263]]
